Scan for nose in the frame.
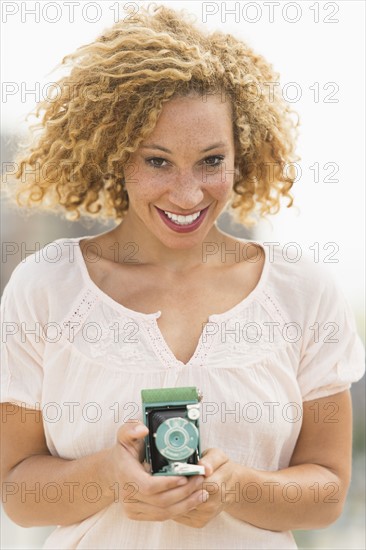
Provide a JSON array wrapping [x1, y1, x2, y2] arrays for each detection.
[[167, 176, 205, 211]]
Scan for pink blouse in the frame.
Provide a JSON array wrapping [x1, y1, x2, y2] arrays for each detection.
[[1, 236, 364, 549]]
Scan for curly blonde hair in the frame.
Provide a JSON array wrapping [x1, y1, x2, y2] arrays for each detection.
[[6, 2, 300, 226]]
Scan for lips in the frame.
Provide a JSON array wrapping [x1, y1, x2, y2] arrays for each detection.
[[155, 206, 210, 233]]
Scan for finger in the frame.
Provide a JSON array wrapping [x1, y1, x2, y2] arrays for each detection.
[[124, 488, 209, 522], [198, 448, 229, 477], [118, 419, 149, 444], [122, 466, 194, 498], [175, 508, 198, 520], [141, 475, 205, 507], [117, 419, 149, 461], [160, 487, 209, 519]]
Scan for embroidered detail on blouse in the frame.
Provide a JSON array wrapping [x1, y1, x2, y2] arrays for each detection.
[[213, 313, 286, 357], [144, 318, 218, 368], [259, 291, 302, 345], [61, 287, 100, 341], [84, 317, 144, 362], [260, 290, 288, 325], [144, 320, 178, 368], [191, 325, 217, 367]]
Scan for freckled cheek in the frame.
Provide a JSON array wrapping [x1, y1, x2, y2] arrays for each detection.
[[126, 176, 166, 204], [208, 178, 234, 201]]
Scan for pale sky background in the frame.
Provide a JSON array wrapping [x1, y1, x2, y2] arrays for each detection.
[[1, 0, 365, 312]]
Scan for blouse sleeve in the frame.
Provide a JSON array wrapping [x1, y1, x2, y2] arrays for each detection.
[[0, 262, 46, 409], [297, 265, 365, 402]]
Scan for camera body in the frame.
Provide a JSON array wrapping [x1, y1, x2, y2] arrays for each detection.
[[141, 386, 205, 476]]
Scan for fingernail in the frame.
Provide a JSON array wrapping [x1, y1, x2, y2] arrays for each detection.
[[133, 424, 147, 434]]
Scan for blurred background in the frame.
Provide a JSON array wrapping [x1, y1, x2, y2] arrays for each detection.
[[1, 1, 365, 548]]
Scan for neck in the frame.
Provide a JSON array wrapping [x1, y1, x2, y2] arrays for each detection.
[[109, 212, 227, 273]]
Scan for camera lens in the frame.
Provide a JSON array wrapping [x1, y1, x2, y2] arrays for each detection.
[[155, 417, 199, 461], [169, 430, 186, 447]]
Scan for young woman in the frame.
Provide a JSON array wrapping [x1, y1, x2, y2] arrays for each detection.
[[1, 4, 364, 549]]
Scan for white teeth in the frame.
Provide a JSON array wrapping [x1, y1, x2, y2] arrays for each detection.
[[163, 210, 201, 225]]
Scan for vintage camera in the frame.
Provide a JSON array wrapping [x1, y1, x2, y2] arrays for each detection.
[[141, 386, 205, 476]]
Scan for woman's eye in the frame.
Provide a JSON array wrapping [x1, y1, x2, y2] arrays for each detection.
[[145, 155, 225, 169], [204, 155, 225, 166], [145, 157, 168, 168]]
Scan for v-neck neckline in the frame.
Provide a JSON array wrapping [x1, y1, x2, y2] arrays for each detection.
[[70, 235, 269, 368]]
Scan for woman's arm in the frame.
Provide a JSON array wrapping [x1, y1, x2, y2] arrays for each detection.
[[172, 390, 352, 530], [1, 404, 206, 528], [225, 390, 352, 531], [0, 404, 118, 527]]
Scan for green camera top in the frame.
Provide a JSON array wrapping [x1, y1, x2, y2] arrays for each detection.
[[141, 386, 201, 405]]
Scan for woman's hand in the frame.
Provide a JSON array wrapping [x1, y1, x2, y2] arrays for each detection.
[[172, 448, 237, 529], [107, 419, 210, 522]]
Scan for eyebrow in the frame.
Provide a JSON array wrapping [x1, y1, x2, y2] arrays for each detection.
[[140, 141, 229, 153]]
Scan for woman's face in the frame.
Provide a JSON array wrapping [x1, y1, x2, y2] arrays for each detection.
[[125, 93, 236, 249]]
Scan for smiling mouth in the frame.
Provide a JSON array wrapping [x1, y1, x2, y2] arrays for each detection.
[[155, 205, 210, 231], [161, 209, 202, 226]]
